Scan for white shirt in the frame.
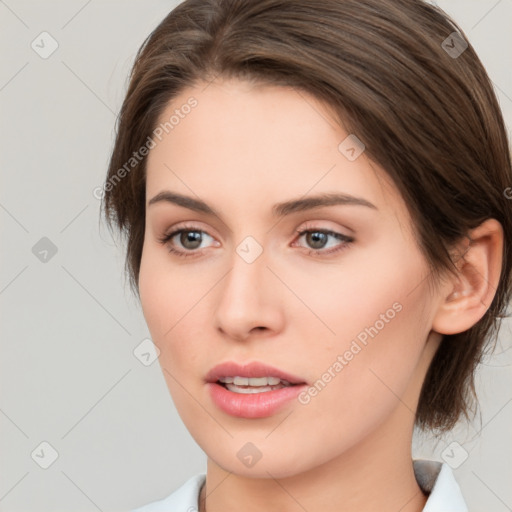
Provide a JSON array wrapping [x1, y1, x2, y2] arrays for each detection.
[[132, 459, 468, 512]]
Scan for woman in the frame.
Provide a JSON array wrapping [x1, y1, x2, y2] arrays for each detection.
[[102, 0, 512, 510]]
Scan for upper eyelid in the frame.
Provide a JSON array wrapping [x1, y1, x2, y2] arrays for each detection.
[[163, 221, 350, 237], [163, 222, 216, 240], [164, 216, 353, 233]]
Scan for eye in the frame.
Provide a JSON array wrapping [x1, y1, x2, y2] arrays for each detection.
[[157, 223, 218, 258], [157, 222, 354, 259], [293, 224, 354, 257]]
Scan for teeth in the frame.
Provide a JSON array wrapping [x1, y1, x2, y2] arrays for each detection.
[[225, 383, 280, 394], [218, 376, 286, 386], [218, 376, 295, 394]]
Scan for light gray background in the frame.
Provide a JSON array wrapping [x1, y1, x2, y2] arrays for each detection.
[[1, 1, 511, 511]]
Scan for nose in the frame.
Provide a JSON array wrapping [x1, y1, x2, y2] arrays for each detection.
[[214, 246, 284, 342]]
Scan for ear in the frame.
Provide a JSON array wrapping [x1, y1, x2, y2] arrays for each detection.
[[432, 218, 504, 335]]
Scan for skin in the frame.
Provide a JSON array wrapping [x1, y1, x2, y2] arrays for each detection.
[[139, 78, 503, 512]]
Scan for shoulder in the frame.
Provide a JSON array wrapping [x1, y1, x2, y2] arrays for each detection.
[[131, 473, 206, 512], [414, 459, 469, 512]]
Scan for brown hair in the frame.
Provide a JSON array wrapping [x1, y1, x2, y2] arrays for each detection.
[[102, 0, 512, 433]]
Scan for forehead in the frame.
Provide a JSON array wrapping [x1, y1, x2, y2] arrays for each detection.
[[145, 78, 409, 226]]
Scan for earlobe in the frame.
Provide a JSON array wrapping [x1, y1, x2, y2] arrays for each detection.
[[432, 218, 503, 336]]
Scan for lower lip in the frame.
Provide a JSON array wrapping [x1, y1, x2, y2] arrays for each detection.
[[207, 382, 307, 419]]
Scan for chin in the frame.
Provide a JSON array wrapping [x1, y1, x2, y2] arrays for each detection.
[[201, 438, 320, 480]]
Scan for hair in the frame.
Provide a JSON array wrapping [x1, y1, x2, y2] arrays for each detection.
[[102, 0, 512, 433]]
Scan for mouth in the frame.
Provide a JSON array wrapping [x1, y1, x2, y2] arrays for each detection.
[[205, 361, 308, 418]]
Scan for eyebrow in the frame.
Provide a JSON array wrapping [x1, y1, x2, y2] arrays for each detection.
[[148, 190, 378, 217]]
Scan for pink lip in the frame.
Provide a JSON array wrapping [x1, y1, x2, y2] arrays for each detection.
[[207, 382, 307, 418], [205, 361, 307, 419]]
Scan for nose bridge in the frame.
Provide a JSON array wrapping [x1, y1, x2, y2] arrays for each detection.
[[214, 236, 281, 339], [220, 238, 267, 316]]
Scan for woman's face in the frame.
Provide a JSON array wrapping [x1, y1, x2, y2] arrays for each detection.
[[139, 78, 443, 477]]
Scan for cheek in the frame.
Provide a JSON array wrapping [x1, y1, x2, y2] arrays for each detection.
[[296, 241, 432, 407], [139, 241, 192, 337], [138, 246, 170, 341], [282, 235, 427, 352], [138, 244, 214, 374]]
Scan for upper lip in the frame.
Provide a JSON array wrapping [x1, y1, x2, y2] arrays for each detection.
[[205, 361, 307, 385]]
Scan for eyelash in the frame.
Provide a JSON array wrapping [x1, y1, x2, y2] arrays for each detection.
[[157, 222, 354, 259]]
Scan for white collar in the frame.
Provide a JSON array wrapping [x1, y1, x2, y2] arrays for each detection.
[[132, 459, 468, 512], [414, 459, 468, 511]]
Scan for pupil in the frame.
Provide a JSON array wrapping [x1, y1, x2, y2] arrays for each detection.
[[182, 231, 201, 249], [308, 231, 326, 249]]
